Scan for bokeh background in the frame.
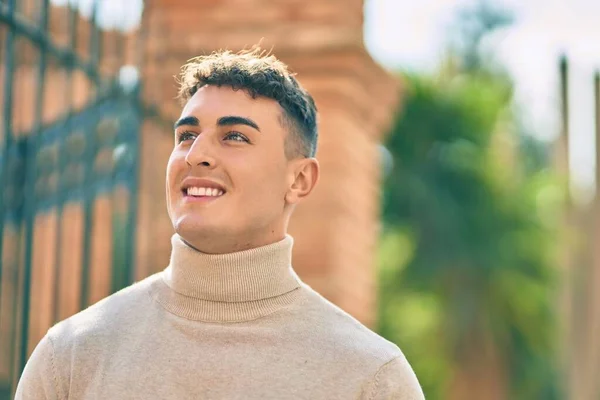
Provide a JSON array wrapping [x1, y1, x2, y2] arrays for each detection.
[[1, 0, 599, 399]]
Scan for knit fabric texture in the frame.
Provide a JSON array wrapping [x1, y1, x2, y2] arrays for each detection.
[[16, 234, 424, 399]]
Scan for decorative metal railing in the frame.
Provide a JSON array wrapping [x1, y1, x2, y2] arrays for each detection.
[[0, 1, 160, 397]]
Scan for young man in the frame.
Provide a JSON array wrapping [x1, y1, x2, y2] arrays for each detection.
[[16, 49, 423, 399]]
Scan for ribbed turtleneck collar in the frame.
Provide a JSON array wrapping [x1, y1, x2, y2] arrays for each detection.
[[149, 234, 303, 322]]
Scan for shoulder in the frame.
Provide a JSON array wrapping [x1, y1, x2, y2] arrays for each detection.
[[297, 285, 400, 360], [360, 356, 425, 400], [293, 285, 424, 398], [47, 271, 161, 352], [16, 273, 162, 399], [15, 333, 62, 399]]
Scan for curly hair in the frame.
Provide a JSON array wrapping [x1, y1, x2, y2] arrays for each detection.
[[176, 48, 318, 158]]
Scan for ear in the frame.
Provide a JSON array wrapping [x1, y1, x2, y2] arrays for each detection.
[[285, 158, 320, 205]]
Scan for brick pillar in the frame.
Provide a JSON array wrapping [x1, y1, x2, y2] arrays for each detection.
[[141, 0, 400, 326]]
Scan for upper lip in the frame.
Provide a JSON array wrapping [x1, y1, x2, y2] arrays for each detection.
[[181, 177, 227, 193]]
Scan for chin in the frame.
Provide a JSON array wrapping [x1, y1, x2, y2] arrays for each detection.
[[173, 215, 229, 241]]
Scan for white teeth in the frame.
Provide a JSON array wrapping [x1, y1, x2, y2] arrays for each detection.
[[186, 187, 225, 197]]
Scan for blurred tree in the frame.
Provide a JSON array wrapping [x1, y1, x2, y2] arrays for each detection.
[[377, 2, 562, 399], [451, 0, 513, 74]]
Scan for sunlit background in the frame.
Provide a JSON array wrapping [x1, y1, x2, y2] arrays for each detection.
[[1, 0, 600, 399], [366, 0, 600, 398], [367, 0, 600, 200]]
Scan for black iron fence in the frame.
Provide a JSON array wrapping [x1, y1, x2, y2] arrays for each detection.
[[0, 1, 160, 397]]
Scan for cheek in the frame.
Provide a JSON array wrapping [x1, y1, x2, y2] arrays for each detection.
[[166, 157, 175, 191], [166, 152, 185, 195], [241, 161, 288, 207], [224, 144, 290, 204], [167, 148, 186, 176]]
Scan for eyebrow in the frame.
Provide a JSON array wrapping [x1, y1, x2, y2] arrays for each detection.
[[173, 115, 261, 133], [173, 116, 199, 130], [217, 115, 260, 132]]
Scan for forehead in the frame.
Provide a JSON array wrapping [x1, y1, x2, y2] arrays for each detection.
[[180, 85, 282, 123]]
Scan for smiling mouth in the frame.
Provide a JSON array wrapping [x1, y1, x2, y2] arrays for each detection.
[[182, 187, 226, 200]]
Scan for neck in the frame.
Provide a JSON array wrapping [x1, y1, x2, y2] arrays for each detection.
[[149, 233, 303, 322], [180, 229, 287, 254]]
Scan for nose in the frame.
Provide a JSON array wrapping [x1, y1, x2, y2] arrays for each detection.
[[185, 135, 217, 168]]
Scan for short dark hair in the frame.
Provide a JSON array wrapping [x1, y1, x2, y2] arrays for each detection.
[[177, 48, 318, 158]]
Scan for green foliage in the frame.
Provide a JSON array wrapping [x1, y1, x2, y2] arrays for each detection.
[[377, 71, 562, 398], [376, 3, 565, 396]]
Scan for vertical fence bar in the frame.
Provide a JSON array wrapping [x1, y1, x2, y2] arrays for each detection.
[[66, 5, 78, 108], [125, 92, 141, 286], [111, 21, 130, 292], [50, 2, 79, 324], [0, 0, 17, 317], [79, 0, 101, 311], [6, 0, 24, 394], [0, 1, 18, 396], [79, 125, 95, 309], [127, 2, 148, 287], [89, 0, 102, 88], [17, 0, 50, 380]]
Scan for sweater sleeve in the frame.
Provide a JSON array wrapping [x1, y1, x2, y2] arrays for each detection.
[[14, 334, 63, 400], [362, 356, 425, 400]]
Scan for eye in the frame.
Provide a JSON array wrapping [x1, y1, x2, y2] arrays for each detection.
[[177, 131, 196, 143], [224, 132, 250, 143]]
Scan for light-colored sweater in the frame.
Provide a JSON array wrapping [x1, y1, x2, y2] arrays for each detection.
[[16, 234, 424, 399]]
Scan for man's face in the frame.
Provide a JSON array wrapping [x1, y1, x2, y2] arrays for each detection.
[[166, 85, 298, 252]]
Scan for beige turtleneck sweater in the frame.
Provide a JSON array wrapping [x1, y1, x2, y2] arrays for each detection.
[[16, 235, 423, 399]]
